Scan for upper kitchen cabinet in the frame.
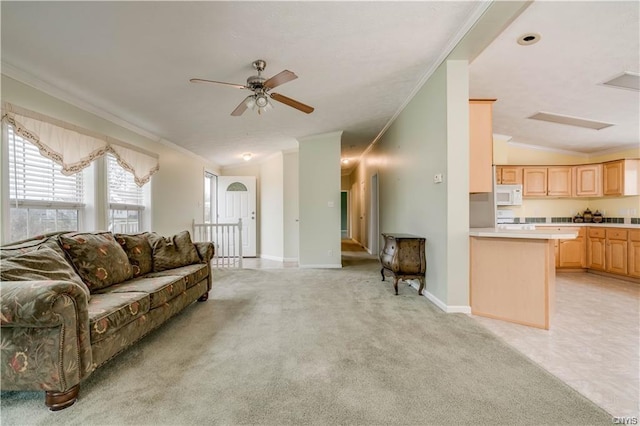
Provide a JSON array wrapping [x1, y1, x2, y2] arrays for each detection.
[[547, 166, 572, 197], [523, 166, 572, 197], [603, 159, 640, 196], [496, 166, 523, 185], [469, 99, 496, 193], [522, 167, 548, 197], [573, 164, 602, 197]]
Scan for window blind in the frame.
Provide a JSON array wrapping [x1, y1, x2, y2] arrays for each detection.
[[107, 153, 144, 209], [8, 125, 84, 206]]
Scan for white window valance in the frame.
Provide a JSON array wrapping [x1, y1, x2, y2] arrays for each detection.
[[1, 102, 159, 187]]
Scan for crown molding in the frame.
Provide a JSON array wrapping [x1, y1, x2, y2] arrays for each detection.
[[1, 61, 218, 167], [493, 133, 513, 142]]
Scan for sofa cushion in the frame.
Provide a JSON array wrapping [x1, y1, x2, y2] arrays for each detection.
[[0, 247, 91, 298], [97, 275, 187, 309], [147, 231, 201, 272], [59, 232, 133, 292], [115, 233, 152, 277], [87, 292, 150, 344], [145, 263, 209, 289]]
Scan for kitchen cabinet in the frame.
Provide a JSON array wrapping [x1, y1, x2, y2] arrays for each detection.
[[605, 229, 628, 275], [496, 166, 523, 185], [523, 167, 571, 197], [547, 167, 573, 197], [573, 164, 602, 197], [603, 159, 640, 196], [628, 230, 640, 278], [587, 227, 606, 271], [469, 99, 496, 193], [523, 167, 548, 197], [557, 227, 585, 268]]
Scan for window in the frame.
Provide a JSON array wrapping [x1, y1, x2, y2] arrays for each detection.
[[204, 171, 217, 224], [6, 124, 84, 241], [107, 153, 144, 233]]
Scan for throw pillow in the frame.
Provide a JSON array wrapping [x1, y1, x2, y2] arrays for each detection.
[[147, 230, 201, 272], [115, 233, 152, 277], [0, 247, 90, 298], [59, 232, 133, 292], [0, 232, 66, 259]]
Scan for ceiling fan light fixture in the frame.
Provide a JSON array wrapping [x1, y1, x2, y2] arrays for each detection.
[[245, 96, 256, 110], [255, 94, 269, 108]]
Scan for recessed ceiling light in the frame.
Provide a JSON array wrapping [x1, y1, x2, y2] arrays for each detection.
[[528, 112, 614, 130], [341, 158, 350, 164], [602, 72, 640, 91], [517, 33, 541, 46]]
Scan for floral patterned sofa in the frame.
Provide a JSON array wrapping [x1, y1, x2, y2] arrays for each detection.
[[0, 230, 214, 410]]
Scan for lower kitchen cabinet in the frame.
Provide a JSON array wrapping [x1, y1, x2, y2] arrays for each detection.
[[552, 226, 639, 281], [558, 228, 585, 268], [629, 230, 640, 278], [606, 229, 628, 275], [587, 228, 606, 271]]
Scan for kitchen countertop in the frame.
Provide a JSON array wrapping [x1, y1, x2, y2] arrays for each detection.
[[534, 223, 640, 229], [470, 228, 578, 239]]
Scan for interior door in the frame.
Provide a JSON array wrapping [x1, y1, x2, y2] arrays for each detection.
[[217, 176, 257, 257]]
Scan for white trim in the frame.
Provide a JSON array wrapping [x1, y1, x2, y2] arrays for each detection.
[[2, 63, 218, 166], [506, 141, 590, 158], [283, 257, 298, 263], [299, 263, 342, 269], [493, 133, 513, 142], [407, 281, 472, 314], [259, 254, 284, 262]]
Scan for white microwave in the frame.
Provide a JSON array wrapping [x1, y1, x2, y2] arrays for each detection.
[[495, 184, 523, 206]]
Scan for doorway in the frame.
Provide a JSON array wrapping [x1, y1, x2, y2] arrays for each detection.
[[217, 176, 257, 257], [340, 190, 349, 239]]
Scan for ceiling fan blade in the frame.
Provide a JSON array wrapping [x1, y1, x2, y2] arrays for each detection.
[[270, 93, 314, 114], [189, 78, 247, 90], [231, 97, 251, 116], [263, 70, 297, 89]]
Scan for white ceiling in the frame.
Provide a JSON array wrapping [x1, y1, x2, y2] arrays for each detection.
[[469, 1, 639, 155], [1, 2, 639, 173]]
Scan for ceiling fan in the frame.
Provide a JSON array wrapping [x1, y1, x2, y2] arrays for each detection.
[[190, 59, 314, 116]]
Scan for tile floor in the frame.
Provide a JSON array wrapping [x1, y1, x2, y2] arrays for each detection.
[[472, 272, 640, 418], [228, 248, 639, 418]]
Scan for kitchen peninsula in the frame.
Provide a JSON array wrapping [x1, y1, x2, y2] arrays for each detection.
[[469, 227, 578, 329]]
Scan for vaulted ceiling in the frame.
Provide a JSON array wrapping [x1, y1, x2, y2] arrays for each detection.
[[2, 1, 638, 173]]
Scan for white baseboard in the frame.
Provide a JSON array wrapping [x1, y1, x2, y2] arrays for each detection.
[[259, 254, 284, 262], [407, 280, 471, 314], [283, 257, 298, 263], [299, 264, 342, 269]]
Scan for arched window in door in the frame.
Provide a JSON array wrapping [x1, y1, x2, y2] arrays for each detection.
[[226, 182, 248, 192]]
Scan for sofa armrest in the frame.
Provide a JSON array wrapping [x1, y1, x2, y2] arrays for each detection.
[[1, 280, 93, 392], [194, 242, 215, 263]]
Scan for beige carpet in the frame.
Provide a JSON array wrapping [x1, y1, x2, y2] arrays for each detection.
[[1, 254, 610, 425]]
